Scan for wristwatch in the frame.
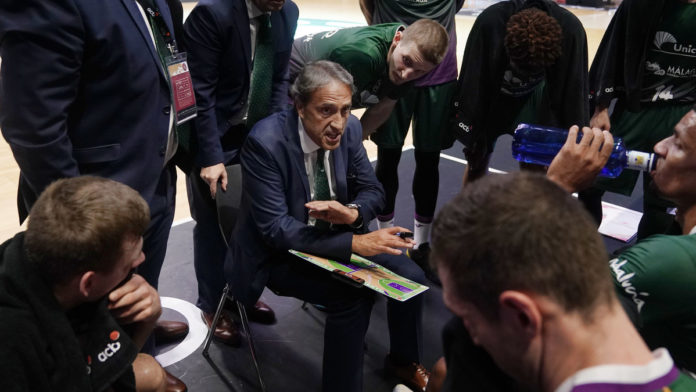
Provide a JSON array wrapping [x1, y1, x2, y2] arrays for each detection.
[[345, 203, 363, 229]]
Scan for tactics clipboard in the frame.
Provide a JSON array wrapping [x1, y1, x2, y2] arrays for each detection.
[[288, 250, 429, 302]]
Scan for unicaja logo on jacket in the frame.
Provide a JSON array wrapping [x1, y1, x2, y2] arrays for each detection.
[[654, 31, 696, 57], [97, 330, 122, 363]]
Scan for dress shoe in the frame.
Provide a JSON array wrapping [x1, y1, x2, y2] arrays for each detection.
[[247, 300, 276, 324], [225, 299, 276, 324], [164, 370, 187, 392], [153, 320, 189, 343], [201, 311, 242, 347], [384, 354, 430, 392]]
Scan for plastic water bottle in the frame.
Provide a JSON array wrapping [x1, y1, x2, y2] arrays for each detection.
[[511, 123, 656, 178]]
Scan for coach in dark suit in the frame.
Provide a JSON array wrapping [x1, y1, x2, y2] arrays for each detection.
[[183, 0, 299, 341], [227, 61, 429, 392], [0, 0, 191, 356]]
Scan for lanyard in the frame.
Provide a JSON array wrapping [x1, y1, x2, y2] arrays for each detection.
[[135, 0, 178, 55]]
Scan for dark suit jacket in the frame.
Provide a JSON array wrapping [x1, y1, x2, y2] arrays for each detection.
[[0, 0, 177, 220], [227, 109, 385, 306], [184, 0, 299, 168]]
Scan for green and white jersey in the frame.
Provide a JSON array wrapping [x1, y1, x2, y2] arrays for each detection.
[[371, 0, 458, 32], [610, 231, 696, 372], [641, 0, 696, 104], [289, 24, 411, 108]]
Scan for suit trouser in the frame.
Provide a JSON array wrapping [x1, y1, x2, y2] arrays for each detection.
[[187, 126, 246, 313], [266, 252, 425, 392], [137, 165, 177, 289], [187, 166, 229, 313]]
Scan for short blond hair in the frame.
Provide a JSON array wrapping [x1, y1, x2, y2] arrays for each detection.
[[401, 19, 449, 66], [25, 176, 150, 286]]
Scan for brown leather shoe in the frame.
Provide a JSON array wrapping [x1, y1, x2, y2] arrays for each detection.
[[247, 300, 276, 324], [154, 320, 189, 343], [201, 311, 242, 347], [224, 299, 276, 324], [164, 370, 187, 392], [384, 354, 430, 392]]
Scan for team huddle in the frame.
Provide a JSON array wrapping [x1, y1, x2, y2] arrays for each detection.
[[1, 0, 696, 391]]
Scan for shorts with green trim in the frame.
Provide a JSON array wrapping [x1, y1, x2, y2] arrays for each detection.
[[483, 80, 546, 154], [595, 103, 693, 195], [370, 81, 457, 152]]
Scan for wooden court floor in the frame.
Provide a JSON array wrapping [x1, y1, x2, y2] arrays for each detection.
[[0, 0, 616, 241]]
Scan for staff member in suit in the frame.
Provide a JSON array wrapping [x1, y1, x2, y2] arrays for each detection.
[[0, 0, 190, 351], [183, 0, 299, 344], [227, 61, 429, 392]]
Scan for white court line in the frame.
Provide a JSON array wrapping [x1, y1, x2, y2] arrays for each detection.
[[172, 217, 193, 227], [155, 297, 209, 367], [439, 152, 506, 174]]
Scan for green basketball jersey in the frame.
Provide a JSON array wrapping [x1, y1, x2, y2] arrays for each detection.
[[610, 233, 696, 372], [371, 0, 458, 32], [290, 24, 410, 108], [641, 0, 696, 104]]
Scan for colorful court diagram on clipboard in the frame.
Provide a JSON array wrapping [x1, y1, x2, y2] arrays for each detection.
[[288, 250, 429, 302]]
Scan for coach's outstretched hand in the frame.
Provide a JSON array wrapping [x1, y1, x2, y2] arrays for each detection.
[[352, 226, 415, 256]]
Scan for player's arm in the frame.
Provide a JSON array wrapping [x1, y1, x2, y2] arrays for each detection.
[[590, 105, 611, 131], [452, 11, 502, 183], [0, 0, 83, 198], [359, 0, 374, 25], [360, 98, 397, 140]]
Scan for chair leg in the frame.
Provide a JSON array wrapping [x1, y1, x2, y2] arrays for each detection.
[[237, 300, 266, 392], [202, 283, 231, 357]]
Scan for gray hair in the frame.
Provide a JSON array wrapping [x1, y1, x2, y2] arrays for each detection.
[[290, 60, 354, 105]]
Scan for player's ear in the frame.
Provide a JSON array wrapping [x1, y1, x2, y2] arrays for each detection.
[[295, 100, 306, 119], [498, 290, 541, 341], [392, 30, 402, 46], [79, 271, 97, 298]]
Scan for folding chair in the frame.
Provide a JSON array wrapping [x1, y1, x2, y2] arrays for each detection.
[[201, 164, 265, 392]]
